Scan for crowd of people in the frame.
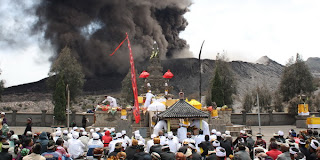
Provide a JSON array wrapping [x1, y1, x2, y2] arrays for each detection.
[[1, 113, 320, 160]]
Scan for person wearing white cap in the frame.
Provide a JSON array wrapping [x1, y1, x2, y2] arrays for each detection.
[[298, 139, 310, 159], [212, 140, 220, 148], [79, 131, 90, 151], [53, 131, 61, 142], [177, 123, 188, 143], [167, 132, 180, 153], [109, 132, 123, 154], [309, 139, 320, 159], [121, 130, 131, 146], [216, 147, 227, 159], [102, 128, 108, 136], [87, 133, 104, 159], [190, 119, 210, 136], [278, 130, 285, 143], [67, 132, 85, 159], [95, 128, 103, 139]]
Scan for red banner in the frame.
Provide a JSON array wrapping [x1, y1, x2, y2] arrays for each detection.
[[109, 33, 140, 123]]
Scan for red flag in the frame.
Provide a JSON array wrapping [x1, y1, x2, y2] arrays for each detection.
[[109, 33, 140, 123]]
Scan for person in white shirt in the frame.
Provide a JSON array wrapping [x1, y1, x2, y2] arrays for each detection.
[[102, 96, 118, 107], [190, 119, 210, 136], [147, 134, 156, 153], [167, 132, 180, 153], [122, 130, 131, 146], [153, 120, 167, 136], [144, 91, 154, 109], [67, 132, 85, 159], [53, 131, 61, 142], [177, 123, 187, 143], [87, 133, 104, 159], [79, 131, 90, 151]]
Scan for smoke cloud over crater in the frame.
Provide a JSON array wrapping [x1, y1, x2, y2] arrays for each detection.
[[35, 0, 192, 77]]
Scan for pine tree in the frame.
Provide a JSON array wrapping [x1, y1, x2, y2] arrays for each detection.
[[48, 46, 85, 101], [279, 53, 314, 102], [53, 76, 67, 124], [211, 68, 224, 107]]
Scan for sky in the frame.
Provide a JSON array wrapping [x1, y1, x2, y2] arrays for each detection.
[[1, 0, 320, 87]]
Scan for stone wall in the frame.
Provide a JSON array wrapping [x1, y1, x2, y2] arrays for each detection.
[[231, 112, 320, 126], [3, 110, 94, 127], [3, 111, 320, 128]]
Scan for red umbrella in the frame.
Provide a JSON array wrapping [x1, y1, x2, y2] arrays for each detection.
[[163, 69, 174, 79], [139, 70, 150, 78]]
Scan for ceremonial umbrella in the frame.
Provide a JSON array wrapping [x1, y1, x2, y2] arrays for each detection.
[[188, 99, 202, 110], [139, 70, 150, 78], [147, 101, 166, 111], [163, 69, 174, 79]]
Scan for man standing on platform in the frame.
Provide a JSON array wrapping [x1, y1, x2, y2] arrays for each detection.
[[144, 90, 154, 109], [177, 123, 187, 143]]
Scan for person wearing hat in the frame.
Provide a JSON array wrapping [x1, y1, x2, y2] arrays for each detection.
[[167, 132, 180, 153], [0, 142, 12, 160], [206, 149, 218, 160], [67, 132, 85, 159], [266, 142, 282, 160], [79, 131, 90, 151], [188, 142, 201, 160], [109, 132, 125, 153], [234, 143, 250, 160], [87, 133, 104, 159], [309, 139, 320, 160], [150, 137, 163, 155], [178, 139, 190, 154], [198, 135, 214, 157], [219, 135, 232, 158], [23, 118, 32, 136], [159, 144, 175, 160], [298, 139, 310, 159], [151, 152, 161, 160], [125, 139, 139, 160], [122, 130, 131, 146], [95, 128, 103, 140], [278, 130, 286, 143], [41, 140, 60, 160], [134, 144, 152, 160], [53, 131, 61, 143], [215, 147, 227, 160], [109, 142, 124, 158], [254, 133, 267, 149]]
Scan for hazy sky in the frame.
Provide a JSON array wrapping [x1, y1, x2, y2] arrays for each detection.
[[1, 0, 320, 87], [180, 0, 320, 63]]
